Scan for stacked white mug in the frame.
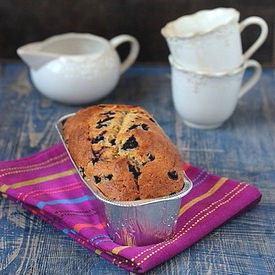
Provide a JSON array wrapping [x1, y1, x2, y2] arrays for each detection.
[[161, 8, 268, 129]]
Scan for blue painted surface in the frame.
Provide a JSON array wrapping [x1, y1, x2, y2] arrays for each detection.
[[0, 63, 274, 274]]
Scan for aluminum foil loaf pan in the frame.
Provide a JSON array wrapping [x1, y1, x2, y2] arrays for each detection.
[[55, 113, 193, 246]]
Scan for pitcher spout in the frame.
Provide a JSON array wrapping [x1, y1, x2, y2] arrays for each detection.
[[17, 42, 57, 70]]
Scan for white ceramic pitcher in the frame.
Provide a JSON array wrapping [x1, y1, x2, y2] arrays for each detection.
[[162, 8, 268, 72], [17, 33, 139, 104]]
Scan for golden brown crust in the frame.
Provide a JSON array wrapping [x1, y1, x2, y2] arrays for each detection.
[[63, 104, 184, 201]]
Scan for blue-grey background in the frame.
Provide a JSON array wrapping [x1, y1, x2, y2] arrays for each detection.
[[0, 0, 274, 66]]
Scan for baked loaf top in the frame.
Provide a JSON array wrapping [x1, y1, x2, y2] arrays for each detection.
[[63, 104, 184, 201]]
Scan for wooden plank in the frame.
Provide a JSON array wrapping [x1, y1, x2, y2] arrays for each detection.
[[0, 63, 274, 274]]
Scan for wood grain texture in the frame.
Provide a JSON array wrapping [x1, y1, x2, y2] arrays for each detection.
[[0, 63, 275, 274]]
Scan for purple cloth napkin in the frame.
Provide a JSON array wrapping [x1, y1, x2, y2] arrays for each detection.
[[0, 144, 261, 273]]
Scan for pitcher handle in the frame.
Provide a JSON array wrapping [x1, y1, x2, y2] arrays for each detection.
[[110, 35, 140, 74], [239, 17, 268, 62], [239, 60, 262, 98]]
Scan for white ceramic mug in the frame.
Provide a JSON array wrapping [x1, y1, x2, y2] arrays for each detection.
[[162, 8, 268, 72], [169, 55, 262, 129], [17, 33, 139, 104]]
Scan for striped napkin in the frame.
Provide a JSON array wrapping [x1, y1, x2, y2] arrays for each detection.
[[0, 144, 261, 273]]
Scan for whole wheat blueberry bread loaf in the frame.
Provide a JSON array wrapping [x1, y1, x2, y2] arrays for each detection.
[[63, 104, 184, 201]]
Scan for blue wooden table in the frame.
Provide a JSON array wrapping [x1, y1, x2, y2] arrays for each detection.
[[0, 63, 274, 274]]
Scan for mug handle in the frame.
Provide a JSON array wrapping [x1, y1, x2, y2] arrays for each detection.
[[239, 59, 262, 98], [110, 35, 140, 74], [239, 17, 268, 62]]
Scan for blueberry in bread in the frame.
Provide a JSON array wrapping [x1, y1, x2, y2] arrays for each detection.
[[63, 104, 184, 201]]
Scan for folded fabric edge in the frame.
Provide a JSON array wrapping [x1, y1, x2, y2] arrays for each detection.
[[0, 143, 64, 166], [137, 185, 262, 273], [0, 192, 133, 271]]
